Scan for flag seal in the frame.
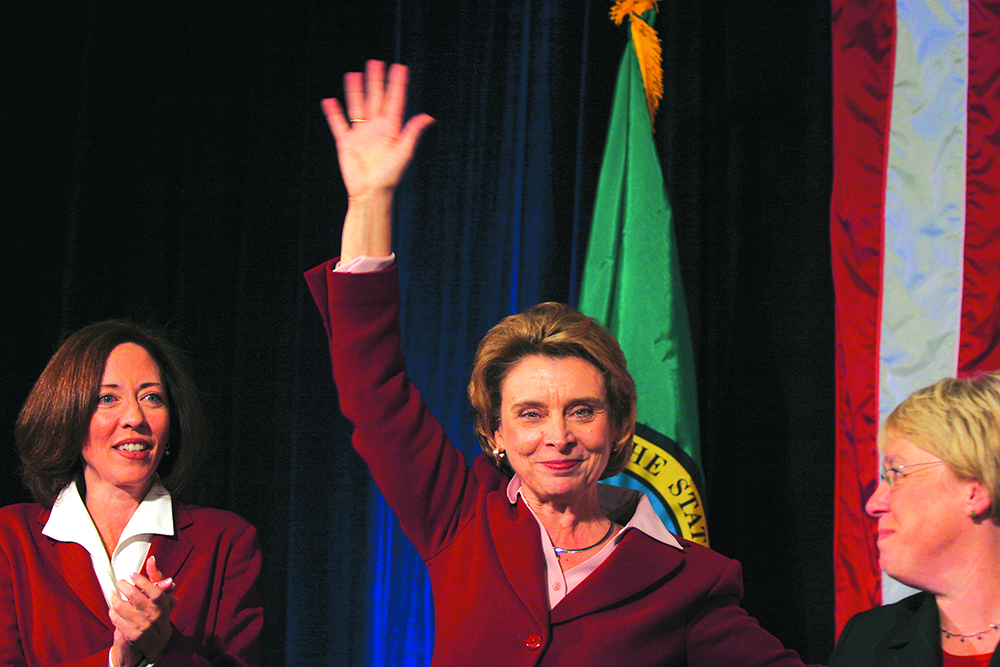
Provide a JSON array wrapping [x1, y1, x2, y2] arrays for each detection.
[[616, 423, 708, 545]]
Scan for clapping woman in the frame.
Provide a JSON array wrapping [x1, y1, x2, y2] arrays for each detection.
[[0, 321, 262, 666]]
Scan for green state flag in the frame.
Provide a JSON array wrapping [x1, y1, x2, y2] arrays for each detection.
[[578, 10, 707, 545]]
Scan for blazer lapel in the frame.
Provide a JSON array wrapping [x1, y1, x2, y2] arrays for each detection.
[[486, 493, 550, 630], [549, 530, 683, 624], [35, 508, 113, 630], [880, 593, 942, 667], [146, 504, 194, 580]]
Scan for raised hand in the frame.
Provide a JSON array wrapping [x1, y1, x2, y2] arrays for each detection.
[[323, 60, 434, 199], [109, 555, 176, 666], [322, 60, 435, 262]]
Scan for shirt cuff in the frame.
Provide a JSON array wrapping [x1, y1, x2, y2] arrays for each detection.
[[107, 657, 151, 667], [334, 254, 396, 273]]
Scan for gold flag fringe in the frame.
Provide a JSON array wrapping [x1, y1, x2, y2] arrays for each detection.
[[610, 0, 663, 130]]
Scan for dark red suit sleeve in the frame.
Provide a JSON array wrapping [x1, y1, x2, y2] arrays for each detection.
[[305, 259, 484, 557]]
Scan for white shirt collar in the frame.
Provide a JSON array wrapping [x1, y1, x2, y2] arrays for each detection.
[[43, 479, 174, 546]]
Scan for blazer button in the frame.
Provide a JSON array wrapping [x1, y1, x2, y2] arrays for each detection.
[[525, 635, 542, 650]]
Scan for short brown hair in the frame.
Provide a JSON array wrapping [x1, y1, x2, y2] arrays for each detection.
[[468, 302, 637, 478], [16, 320, 205, 506], [881, 372, 1000, 523]]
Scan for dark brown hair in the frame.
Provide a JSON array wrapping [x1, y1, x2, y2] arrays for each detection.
[[16, 320, 205, 506], [468, 302, 637, 478]]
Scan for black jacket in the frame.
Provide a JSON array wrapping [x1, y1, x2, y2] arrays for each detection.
[[830, 592, 1000, 667]]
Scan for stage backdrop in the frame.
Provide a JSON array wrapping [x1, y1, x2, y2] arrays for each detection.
[[1, 1, 833, 664]]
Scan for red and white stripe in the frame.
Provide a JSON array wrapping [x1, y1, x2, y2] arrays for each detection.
[[831, 0, 1000, 636]]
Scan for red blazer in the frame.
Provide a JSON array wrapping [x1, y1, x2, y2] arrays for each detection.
[[306, 259, 816, 667], [0, 500, 262, 667]]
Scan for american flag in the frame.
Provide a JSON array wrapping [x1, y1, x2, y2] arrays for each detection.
[[831, 0, 1000, 635]]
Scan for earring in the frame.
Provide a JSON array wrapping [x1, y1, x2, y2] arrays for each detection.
[[493, 448, 507, 464], [165, 443, 171, 457]]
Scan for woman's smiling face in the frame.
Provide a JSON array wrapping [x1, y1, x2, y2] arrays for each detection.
[[865, 433, 976, 591], [493, 354, 613, 508], [81, 342, 170, 499]]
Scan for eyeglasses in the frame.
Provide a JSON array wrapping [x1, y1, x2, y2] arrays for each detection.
[[880, 460, 946, 487]]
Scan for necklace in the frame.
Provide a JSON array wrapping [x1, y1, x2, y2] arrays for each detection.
[[553, 521, 615, 556], [941, 623, 1000, 642]]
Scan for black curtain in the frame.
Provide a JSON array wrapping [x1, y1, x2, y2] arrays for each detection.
[[1, 2, 833, 664]]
